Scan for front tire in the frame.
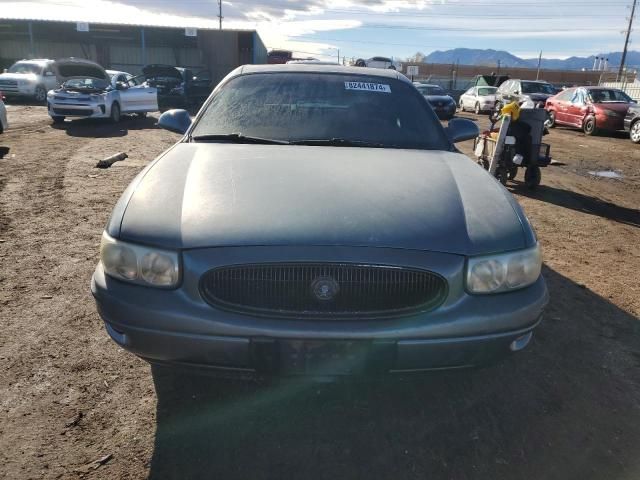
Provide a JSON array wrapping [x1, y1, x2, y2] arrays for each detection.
[[34, 85, 47, 104], [583, 116, 596, 135], [495, 167, 509, 185], [630, 120, 640, 144], [545, 111, 556, 128], [110, 102, 121, 123], [355, 59, 366, 67]]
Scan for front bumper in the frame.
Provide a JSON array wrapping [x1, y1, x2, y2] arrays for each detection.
[[92, 245, 549, 374], [47, 99, 108, 119]]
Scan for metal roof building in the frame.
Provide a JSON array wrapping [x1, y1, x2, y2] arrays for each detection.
[[0, 18, 267, 84]]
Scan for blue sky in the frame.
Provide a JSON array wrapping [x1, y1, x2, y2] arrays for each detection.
[[3, 0, 635, 61]]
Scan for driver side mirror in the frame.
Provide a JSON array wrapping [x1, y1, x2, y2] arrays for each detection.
[[115, 81, 128, 90], [158, 109, 192, 135], [445, 118, 479, 144]]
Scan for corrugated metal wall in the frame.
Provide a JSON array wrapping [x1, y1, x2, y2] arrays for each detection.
[[0, 20, 267, 80]]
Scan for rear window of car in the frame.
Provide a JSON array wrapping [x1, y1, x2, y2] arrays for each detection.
[[192, 72, 450, 150], [521, 81, 556, 95]]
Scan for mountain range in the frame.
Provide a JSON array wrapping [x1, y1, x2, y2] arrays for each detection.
[[415, 48, 640, 71]]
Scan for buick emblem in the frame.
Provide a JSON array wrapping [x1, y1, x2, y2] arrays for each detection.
[[311, 276, 340, 301]]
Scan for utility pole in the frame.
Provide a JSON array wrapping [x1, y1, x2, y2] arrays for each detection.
[[536, 51, 542, 80], [218, 0, 223, 30], [619, 0, 637, 79]]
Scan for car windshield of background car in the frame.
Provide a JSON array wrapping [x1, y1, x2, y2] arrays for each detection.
[[63, 78, 110, 90], [8, 62, 43, 75], [521, 82, 556, 95], [478, 87, 497, 96], [192, 72, 450, 150]]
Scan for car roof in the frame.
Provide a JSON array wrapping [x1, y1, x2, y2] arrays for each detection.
[[413, 83, 441, 88], [519, 79, 552, 83], [17, 59, 53, 64], [239, 64, 409, 82]]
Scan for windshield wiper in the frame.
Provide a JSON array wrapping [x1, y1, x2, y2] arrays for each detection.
[[190, 133, 290, 145], [290, 138, 388, 148]]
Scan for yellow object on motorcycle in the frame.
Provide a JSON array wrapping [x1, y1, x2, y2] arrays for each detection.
[[500, 101, 521, 121]]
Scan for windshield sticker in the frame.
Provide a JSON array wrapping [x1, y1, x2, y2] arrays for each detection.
[[344, 82, 391, 93]]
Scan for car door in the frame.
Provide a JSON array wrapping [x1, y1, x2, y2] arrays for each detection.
[[462, 87, 475, 108], [566, 89, 588, 127], [42, 64, 58, 91], [118, 77, 158, 113], [550, 89, 574, 124], [190, 70, 212, 105]]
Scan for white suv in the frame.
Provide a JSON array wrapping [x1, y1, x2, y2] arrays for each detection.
[[0, 59, 60, 103], [354, 56, 402, 71]]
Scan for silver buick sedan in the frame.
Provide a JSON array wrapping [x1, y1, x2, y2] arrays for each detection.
[[92, 64, 548, 376]]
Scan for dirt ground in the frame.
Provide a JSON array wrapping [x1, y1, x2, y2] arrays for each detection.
[[0, 105, 639, 480]]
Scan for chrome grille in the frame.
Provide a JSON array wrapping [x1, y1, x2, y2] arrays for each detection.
[[200, 263, 447, 319]]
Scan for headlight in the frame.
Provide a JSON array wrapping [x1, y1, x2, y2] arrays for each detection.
[[466, 244, 541, 294], [100, 232, 180, 288]]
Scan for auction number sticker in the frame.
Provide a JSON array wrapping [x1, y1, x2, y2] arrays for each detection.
[[344, 82, 391, 93]]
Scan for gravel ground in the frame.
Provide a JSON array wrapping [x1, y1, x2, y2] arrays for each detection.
[[0, 105, 639, 480]]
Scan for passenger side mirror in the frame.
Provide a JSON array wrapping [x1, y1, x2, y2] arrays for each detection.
[[444, 118, 479, 144], [158, 109, 192, 135]]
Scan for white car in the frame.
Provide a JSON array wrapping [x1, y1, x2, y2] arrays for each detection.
[[0, 59, 60, 103], [458, 86, 498, 114], [0, 95, 7, 133], [354, 56, 402, 71], [47, 60, 158, 123]]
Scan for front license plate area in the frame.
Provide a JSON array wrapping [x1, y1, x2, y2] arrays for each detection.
[[279, 340, 371, 375]]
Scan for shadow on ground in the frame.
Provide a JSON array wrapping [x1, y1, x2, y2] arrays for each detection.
[[51, 115, 158, 138], [148, 267, 640, 480], [510, 182, 640, 228]]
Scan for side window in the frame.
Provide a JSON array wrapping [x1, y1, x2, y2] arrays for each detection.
[[556, 89, 573, 102], [571, 90, 585, 104]]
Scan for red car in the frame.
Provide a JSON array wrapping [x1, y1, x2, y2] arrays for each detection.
[[545, 86, 634, 135]]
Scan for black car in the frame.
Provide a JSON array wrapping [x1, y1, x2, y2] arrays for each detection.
[[142, 65, 212, 111], [413, 83, 457, 120], [495, 79, 557, 110], [624, 103, 640, 143]]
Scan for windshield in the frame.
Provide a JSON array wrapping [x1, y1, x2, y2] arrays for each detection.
[[521, 81, 556, 95], [7, 62, 43, 75], [417, 85, 446, 96], [478, 87, 497, 96], [588, 89, 632, 103], [191, 73, 450, 150], [63, 77, 109, 90]]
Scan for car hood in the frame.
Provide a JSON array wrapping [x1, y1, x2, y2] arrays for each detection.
[[112, 145, 533, 255], [424, 95, 454, 103], [142, 64, 183, 80], [56, 59, 108, 81]]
